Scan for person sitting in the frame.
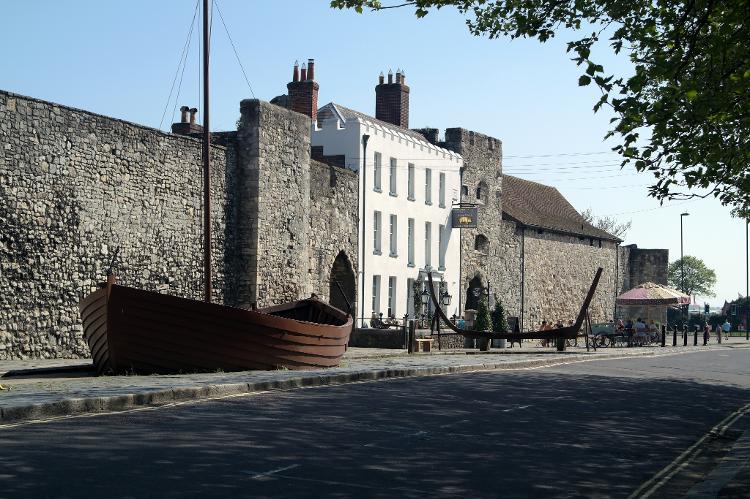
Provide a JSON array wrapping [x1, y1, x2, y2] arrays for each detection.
[[634, 318, 648, 345], [616, 319, 625, 332], [540, 320, 552, 347]]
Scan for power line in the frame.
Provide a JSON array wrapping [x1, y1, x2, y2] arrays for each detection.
[[214, 0, 256, 98], [158, 0, 199, 130], [503, 151, 617, 159]]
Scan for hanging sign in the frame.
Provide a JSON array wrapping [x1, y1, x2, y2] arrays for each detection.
[[451, 207, 478, 228]]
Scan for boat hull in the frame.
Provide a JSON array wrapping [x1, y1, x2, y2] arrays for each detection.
[[79, 283, 353, 375]]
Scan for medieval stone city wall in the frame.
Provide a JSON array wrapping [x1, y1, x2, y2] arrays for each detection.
[[234, 99, 312, 307], [0, 90, 231, 359], [521, 230, 618, 329], [308, 160, 359, 312]]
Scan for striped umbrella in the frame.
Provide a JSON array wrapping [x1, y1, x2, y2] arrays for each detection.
[[616, 282, 691, 305]]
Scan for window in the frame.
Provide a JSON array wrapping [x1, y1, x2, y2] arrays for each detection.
[[406, 278, 415, 318], [389, 158, 397, 196], [476, 180, 487, 202], [461, 185, 468, 199], [387, 276, 397, 317], [475, 234, 489, 253], [371, 275, 381, 314], [407, 218, 415, 266], [425, 222, 432, 267], [439, 173, 446, 208], [408, 163, 415, 200], [389, 214, 398, 257], [425, 169, 432, 205], [373, 211, 382, 254], [438, 224, 445, 270], [373, 152, 382, 192]]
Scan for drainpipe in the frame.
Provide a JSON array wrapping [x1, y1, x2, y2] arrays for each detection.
[[520, 226, 525, 332], [615, 242, 619, 321], [360, 134, 370, 327]]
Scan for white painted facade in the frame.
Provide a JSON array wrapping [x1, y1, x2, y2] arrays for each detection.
[[313, 103, 462, 325]]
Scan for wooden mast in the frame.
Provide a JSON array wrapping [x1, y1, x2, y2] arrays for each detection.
[[202, 0, 212, 303]]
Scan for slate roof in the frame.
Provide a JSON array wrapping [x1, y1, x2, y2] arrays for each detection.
[[317, 102, 430, 143], [501, 175, 620, 241]]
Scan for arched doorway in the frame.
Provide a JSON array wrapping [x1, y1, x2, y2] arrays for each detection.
[[465, 274, 484, 311], [329, 251, 356, 316]]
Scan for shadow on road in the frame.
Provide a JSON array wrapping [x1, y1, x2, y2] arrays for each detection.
[[0, 366, 748, 498]]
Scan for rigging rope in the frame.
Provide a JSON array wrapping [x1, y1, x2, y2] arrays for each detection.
[[214, 0, 256, 98]]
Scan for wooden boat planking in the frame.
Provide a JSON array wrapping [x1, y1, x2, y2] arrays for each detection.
[[426, 267, 603, 341], [80, 278, 353, 375]]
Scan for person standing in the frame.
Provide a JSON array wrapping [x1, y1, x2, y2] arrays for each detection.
[[716, 323, 723, 344], [722, 319, 731, 340]]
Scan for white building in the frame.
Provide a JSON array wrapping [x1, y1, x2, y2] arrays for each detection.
[[313, 97, 462, 325]]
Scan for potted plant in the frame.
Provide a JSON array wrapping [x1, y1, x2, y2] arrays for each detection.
[[491, 298, 509, 348], [474, 296, 492, 351]]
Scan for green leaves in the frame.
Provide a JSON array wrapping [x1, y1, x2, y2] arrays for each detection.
[[332, 0, 750, 217]]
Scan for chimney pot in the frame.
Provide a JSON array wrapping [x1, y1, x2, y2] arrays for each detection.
[[300, 63, 307, 82], [293, 60, 299, 82], [387, 69, 393, 84], [307, 58, 315, 80], [378, 71, 384, 85], [395, 70, 402, 84], [189, 108, 198, 125], [180, 106, 190, 123]]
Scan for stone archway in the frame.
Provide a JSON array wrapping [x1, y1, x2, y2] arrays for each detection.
[[465, 274, 485, 311], [329, 251, 356, 316]]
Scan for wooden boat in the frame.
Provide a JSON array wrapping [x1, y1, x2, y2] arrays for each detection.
[[426, 267, 603, 342], [80, 277, 353, 374]]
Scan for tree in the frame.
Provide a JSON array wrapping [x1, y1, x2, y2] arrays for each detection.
[[331, 0, 750, 218], [491, 297, 509, 332], [474, 296, 492, 331], [667, 255, 717, 297], [581, 208, 631, 238]]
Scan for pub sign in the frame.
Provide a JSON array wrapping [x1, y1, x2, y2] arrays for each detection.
[[451, 207, 478, 228]]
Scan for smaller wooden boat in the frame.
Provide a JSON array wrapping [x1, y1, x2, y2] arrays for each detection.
[[79, 277, 353, 375], [427, 267, 603, 341]]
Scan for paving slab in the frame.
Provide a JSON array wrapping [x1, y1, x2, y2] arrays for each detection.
[[1, 339, 747, 423]]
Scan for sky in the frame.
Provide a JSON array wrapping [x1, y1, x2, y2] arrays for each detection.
[[2, 0, 747, 306]]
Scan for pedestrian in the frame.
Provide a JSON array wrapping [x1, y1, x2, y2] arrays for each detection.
[[722, 319, 731, 340], [716, 323, 722, 344]]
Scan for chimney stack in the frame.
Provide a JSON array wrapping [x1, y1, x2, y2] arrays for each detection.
[[172, 104, 203, 136], [375, 67, 410, 129], [307, 58, 315, 80], [287, 58, 319, 123]]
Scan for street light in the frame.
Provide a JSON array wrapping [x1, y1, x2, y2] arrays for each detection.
[[681, 212, 689, 326], [441, 289, 452, 307], [420, 288, 430, 306]]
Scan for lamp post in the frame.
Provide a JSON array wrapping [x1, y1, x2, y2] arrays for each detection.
[[420, 287, 429, 328], [680, 212, 689, 325], [746, 218, 748, 340]]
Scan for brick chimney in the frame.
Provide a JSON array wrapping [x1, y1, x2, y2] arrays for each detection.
[[375, 68, 409, 128], [171, 105, 203, 136], [287, 58, 319, 123]]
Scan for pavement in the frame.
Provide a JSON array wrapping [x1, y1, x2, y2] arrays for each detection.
[[2, 337, 748, 424]]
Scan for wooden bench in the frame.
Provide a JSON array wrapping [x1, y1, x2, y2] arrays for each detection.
[[415, 338, 435, 352]]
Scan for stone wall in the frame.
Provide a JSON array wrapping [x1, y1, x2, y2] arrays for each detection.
[[234, 99, 312, 307], [521, 230, 618, 329], [628, 245, 669, 285], [308, 160, 359, 313], [0, 90, 232, 359], [442, 128, 511, 314]]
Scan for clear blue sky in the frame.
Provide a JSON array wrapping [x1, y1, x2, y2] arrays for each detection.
[[2, 0, 746, 306]]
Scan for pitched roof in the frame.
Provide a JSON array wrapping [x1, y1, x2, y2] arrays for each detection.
[[317, 102, 429, 143], [501, 175, 620, 241]]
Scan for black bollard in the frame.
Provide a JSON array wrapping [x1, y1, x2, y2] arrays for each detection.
[[693, 327, 698, 346], [673, 326, 677, 346], [661, 325, 666, 347], [407, 321, 416, 354], [683, 326, 688, 346], [703, 328, 708, 346]]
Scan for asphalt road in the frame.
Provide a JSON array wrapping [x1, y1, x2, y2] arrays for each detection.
[[1, 349, 748, 498]]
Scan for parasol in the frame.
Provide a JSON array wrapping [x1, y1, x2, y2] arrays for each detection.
[[616, 282, 690, 306]]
